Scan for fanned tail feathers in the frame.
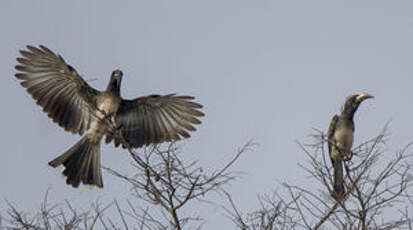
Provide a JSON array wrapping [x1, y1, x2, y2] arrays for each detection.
[[48, 137, 102, 188]]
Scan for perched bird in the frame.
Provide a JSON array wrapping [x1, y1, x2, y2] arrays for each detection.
[[327, 93, 373, 198], [15, 45, 204, 188]]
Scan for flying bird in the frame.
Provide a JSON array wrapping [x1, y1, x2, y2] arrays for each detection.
[[14, 45, 204, 188], [327, 93, 373, 198]]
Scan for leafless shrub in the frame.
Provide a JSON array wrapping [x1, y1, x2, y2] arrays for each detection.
[[104, 141, 254, 229], [2, 107, 253, 229], [226, 125, 413, 230], [9, 108, 412, 229], [2, 189, 115, 230]]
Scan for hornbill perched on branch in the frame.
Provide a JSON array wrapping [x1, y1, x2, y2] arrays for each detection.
[[327, 93, 373, 198], [14, 45, 204, 188]]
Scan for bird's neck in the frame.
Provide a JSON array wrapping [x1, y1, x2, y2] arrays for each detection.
[[106, 84, 121, 96], [340, 107, 357, 121]]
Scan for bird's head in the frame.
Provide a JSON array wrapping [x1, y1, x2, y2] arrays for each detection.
[[341, 93, 374, 118], [107, 69, 123, 94]]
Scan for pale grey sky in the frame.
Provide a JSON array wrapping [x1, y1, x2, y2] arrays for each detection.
[[1, 0, 413, 228]]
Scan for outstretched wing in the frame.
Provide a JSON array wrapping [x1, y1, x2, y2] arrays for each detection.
[[106, 94, 204, 148], [15, 45, 100, 135], [327, 114, 339, 156]]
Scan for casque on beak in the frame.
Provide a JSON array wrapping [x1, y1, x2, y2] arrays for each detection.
[[356, 93, 374, 102]]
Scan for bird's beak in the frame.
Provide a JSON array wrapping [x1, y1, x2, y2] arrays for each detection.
[[356, 93, 374, 102], [114, 77, 121, 88]]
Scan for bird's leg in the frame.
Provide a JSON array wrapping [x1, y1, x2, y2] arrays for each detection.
[[107, 116, 124, 139], [100, 112, 118, 136], [102, 111, 111, 122], [343, 151, 354, 161], [115, 123, 123, 132], [107, 115, 123, 132]]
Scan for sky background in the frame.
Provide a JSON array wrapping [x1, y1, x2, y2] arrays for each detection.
[[1, 0, 413, 228]]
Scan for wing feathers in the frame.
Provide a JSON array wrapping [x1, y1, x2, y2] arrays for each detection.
[[107, 94, 203, 148], [327, 115, 339, 156], [158, 109, 180, 140], [15, 45, 99, 135]]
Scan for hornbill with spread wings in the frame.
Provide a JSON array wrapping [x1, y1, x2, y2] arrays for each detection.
[[15, 45, 204, 188], [327, 93, 373, 198]]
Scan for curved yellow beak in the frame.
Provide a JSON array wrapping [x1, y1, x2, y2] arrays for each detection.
[[356, 93, 374, 102]]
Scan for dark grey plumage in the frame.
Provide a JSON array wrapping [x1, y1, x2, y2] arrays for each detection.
[[49, 136, 102, 187], [327, 93, 373, 198], [15, 45, 204, 188], [105, 94, 204, 148]]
